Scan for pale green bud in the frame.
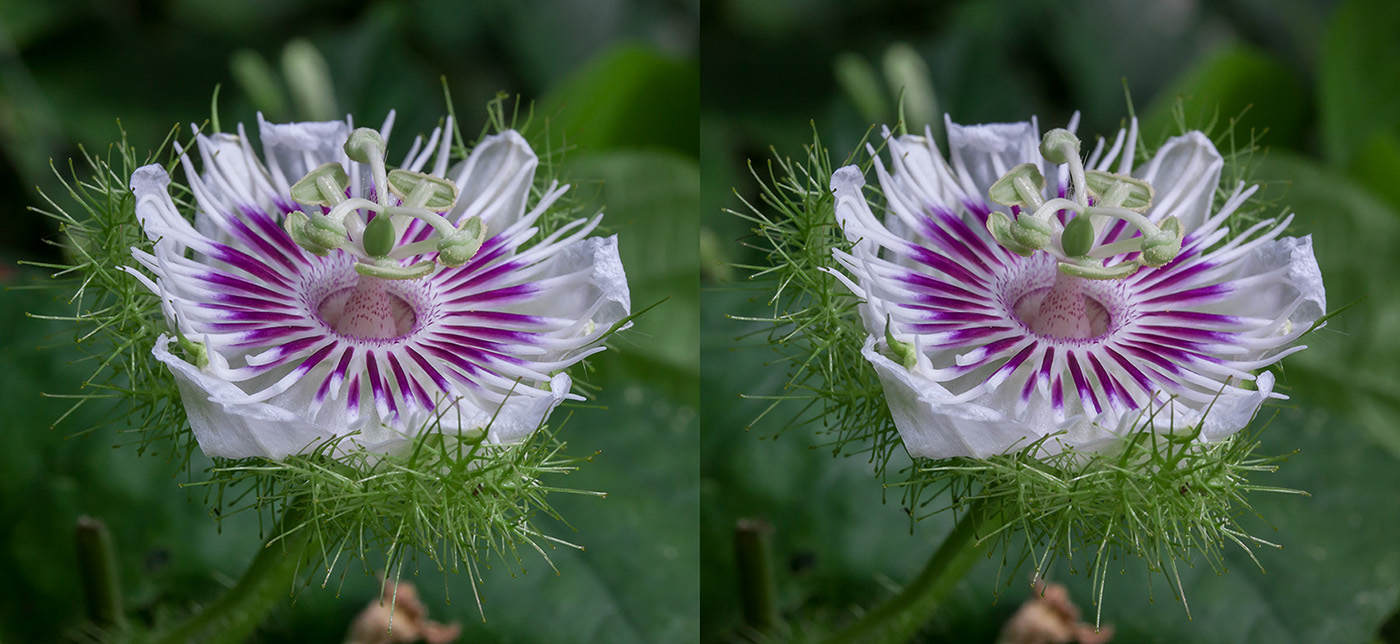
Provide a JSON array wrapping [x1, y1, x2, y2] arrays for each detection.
[[285, 210, 345, 255], [305, 213, 348, 251], [1012, 212, 1052, 250], [437, 217, 486, 267]]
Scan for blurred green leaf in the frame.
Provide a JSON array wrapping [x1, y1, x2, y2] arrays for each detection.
[[382, 382, 698, 644], [0, 0, 84, 49], [1142, 46, 1304, 148], [1345, 132, 1400, 214], [700, 289, 936, 641], [0, 279, 263, 643], [1254, 153, 1400, 461], [834, 52, 889, 127], [1041, 407, 1400, 644], [570, 150, 699, 404], [1141, 46, 1307, 150], [1320, 0, 1400, 167], [539, 46, 699, 158], [703, 289, 1400, 643]]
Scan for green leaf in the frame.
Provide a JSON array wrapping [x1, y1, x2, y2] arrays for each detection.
[[0, 278, 262, 643], [568, 150, 700, 404], [703, 284, 1400, 642], [1320, 0, 1400, 167], [1039, 408, 1400, 644], [1141, 47, 1307, 151], [1345, 132, 1400, 215], [286, 382, 700, 644], [539, 46, 699, 158], [1255, 153, 1400, 461]]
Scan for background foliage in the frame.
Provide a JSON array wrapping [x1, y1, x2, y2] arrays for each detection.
[[702, 0, 1400, 642], [0, 0, 698, 641]]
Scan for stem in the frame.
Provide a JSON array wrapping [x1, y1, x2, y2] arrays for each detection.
[[1087, 205, 1158, 237], [75, 516, 126, 630], [386, 205, 458, 236], [155, 502, 312, 644], [822, 499, 1001, 644], [734, 518, 779, 633]]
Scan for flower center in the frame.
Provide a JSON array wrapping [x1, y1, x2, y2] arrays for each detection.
[[317, 275, 417, 340], [1012, 271, 1110, 340]]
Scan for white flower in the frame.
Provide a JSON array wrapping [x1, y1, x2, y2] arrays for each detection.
[[127, 113, 630, 459], [830, 116, 1324, 459]]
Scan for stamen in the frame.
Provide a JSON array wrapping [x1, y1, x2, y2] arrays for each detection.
[[283, 126, 488, 277], [984, 129, 1187, 278]]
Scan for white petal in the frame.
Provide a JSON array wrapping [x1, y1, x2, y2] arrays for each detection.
[[1136, 131, 1223, 232], [447, 130, 538, 235], [1197, 234, 1327, 333], [1197, 371, 1275, 442], [257, 115, 350, 195], [862, 338, 1068, 458], [945, 117, 1039, 199], [131, 165, 199, 247], [154, 335, 343, 458], [480, 373, 574, 444], [831, 165, 885, 252]]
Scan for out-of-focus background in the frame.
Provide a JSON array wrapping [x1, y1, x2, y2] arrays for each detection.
[[703, 0, 1400, 642], [0, 1, 698, 642]]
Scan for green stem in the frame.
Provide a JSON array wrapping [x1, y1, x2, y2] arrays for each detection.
[[822, 499, 1001, 644], [734, 518, 779, 633], [75, 516, 126, 630], [155, 502, 312, 644]]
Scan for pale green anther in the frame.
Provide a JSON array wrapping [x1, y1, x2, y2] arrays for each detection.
[[1039, 128, 1081, 164], [437, 217, 487, 267], [283, 211, 326, 255], [987, 211, 1036, 256], [344, 128, 386, 164], [988, 163, 1046, 209], [387, 169, 459, 211], [458, 214, 484, 239], [362, 215, 397, 258], [1061, 215, 1096, 258], [1140, 216, 1184, 267], [884, 317, 919, 371], [353, 257, 436, 280], [305, 212, 348, 249], [1011, 211, 1052, 250], [285, 210, 346, 255], [289, 162, 350, 206], [1085, 170, 1153, 211], [1058, 257, 1141, 280]]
